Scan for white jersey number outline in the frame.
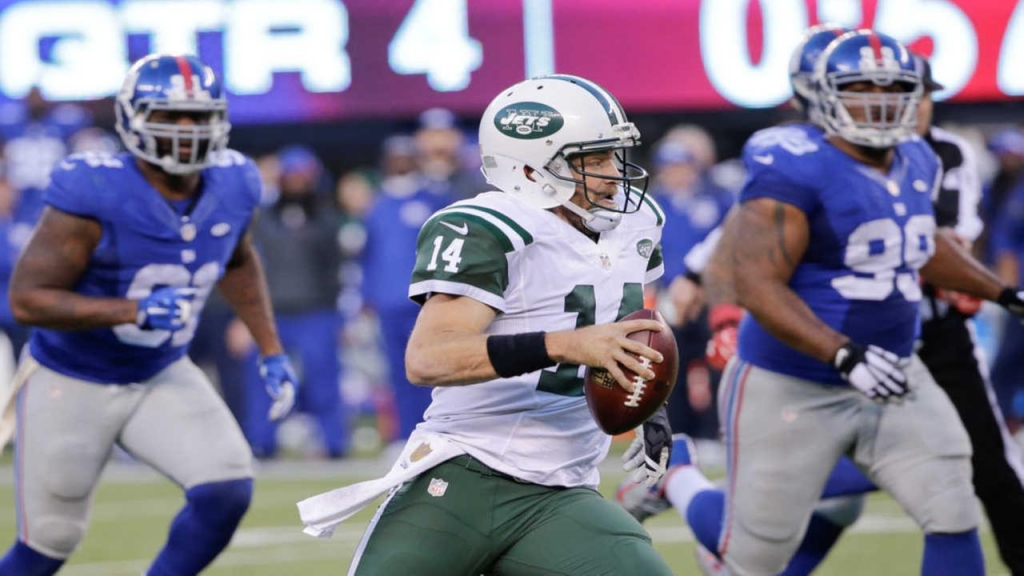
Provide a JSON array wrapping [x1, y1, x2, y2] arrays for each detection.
[[112, 262, 220, 348], [537, 282, 643, 396], [831, 215, 935, 301]]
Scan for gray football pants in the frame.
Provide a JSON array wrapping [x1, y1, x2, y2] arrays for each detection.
[[716, 355, 979, 576], [12, 355, 253, 558]]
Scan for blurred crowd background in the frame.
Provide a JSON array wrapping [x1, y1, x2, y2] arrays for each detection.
[[1, 0, 1024, 469]]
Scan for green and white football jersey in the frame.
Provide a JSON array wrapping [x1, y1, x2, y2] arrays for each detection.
[[408, 191, 665, 489]]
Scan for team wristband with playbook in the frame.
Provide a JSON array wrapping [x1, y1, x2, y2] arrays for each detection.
[[486, 332, 555, 377]]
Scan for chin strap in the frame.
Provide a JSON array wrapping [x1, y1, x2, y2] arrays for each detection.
[[561, 200, 622, 233]]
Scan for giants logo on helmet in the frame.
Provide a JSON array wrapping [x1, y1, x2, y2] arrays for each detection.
[[858, 45, 901, 74], [494, 102, 564, 140], [168, 74, 212, 101]]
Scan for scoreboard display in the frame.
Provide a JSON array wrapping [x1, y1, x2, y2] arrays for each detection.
[[0, 0, 1020, 124]]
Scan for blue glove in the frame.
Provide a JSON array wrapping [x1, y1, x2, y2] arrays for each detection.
[[136, 287, 197, 331], [259, 354, 297, 421]]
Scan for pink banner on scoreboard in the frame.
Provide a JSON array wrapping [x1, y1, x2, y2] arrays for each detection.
[[0, 0, 1019, 122], [553, 0, 1024, 110]]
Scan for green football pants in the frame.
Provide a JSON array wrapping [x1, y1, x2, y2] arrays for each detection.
[[349, 454, 673, 576]]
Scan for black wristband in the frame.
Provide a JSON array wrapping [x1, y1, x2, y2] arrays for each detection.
[[832, 342, 865, 377], [998, 287, 1020, 307], [684, 270, 703, 286], [998, 287, 1024, 316], [486, 332, 555, 378]]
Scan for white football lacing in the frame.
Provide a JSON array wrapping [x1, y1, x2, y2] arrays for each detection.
[[624, 356, 652, 407]]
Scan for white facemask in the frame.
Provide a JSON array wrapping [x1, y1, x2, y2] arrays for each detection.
[[562, 201, 623, 233]]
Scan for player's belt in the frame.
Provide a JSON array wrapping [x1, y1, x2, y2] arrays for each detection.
[[451, 454, 526, 483]]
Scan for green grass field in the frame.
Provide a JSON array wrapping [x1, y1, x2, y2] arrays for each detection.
[[0, 457, 1008, 576]]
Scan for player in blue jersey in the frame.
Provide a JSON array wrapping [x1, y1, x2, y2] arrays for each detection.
[[633, 29, 1024, 575], [0, 55, 298, 576], [621, 26, 873, 575]]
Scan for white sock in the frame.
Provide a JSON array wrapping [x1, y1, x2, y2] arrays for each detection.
[[664, 465, 715, 514]]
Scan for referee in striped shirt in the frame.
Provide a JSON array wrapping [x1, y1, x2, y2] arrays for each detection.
[[914, 55, 1024, 575]]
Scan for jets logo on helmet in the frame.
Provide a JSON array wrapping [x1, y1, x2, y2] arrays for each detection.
[[478, 74, 648, 233], [494, 102, 564, 139]]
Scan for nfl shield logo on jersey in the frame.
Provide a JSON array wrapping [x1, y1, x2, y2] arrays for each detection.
[[427, 478, 449, 497]]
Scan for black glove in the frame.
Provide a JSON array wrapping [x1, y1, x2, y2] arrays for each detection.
[[621, 405, 672, 487], [833, 342, 909, 402], [998, 288, 1024, 316]]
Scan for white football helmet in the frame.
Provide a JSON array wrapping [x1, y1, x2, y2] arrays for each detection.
[[478, 74, 648, 231]]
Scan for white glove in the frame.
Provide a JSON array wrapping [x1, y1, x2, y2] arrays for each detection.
[[833, 342, 909, 402], [622, 406, 672, 487]]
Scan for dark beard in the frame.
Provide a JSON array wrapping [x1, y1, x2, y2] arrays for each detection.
[[853, 143, 893, 167]]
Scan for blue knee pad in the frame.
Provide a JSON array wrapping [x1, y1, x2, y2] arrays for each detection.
[[187, 478, 253, 529], [148, 478, 253, 576], [0, 541, 64, 576], [923, 530, 985, 576]]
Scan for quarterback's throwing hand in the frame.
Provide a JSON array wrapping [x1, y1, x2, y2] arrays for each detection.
[[136, 286, 197, 331], [260, 354, 297, 421], [567, 319, 665, 392], [622, 406, 672, 487], [833, 342, 909, 402]]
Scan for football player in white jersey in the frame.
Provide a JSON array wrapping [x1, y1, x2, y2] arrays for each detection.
[[308, 75, 675, 575]]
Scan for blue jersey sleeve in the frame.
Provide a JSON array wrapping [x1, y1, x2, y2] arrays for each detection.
[[739, 162, 820, 214], [238, 156, 264, 211], [738, 125, 823, 215], [43, 155, 110, 218]]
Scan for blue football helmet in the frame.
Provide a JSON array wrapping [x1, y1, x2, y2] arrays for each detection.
[[115, 54, 230, 174], [813, 30, 922, 148], [789, 24, 848, 118]]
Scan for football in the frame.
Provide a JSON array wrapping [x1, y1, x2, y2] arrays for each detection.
[[584, 309, 679, 435]]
